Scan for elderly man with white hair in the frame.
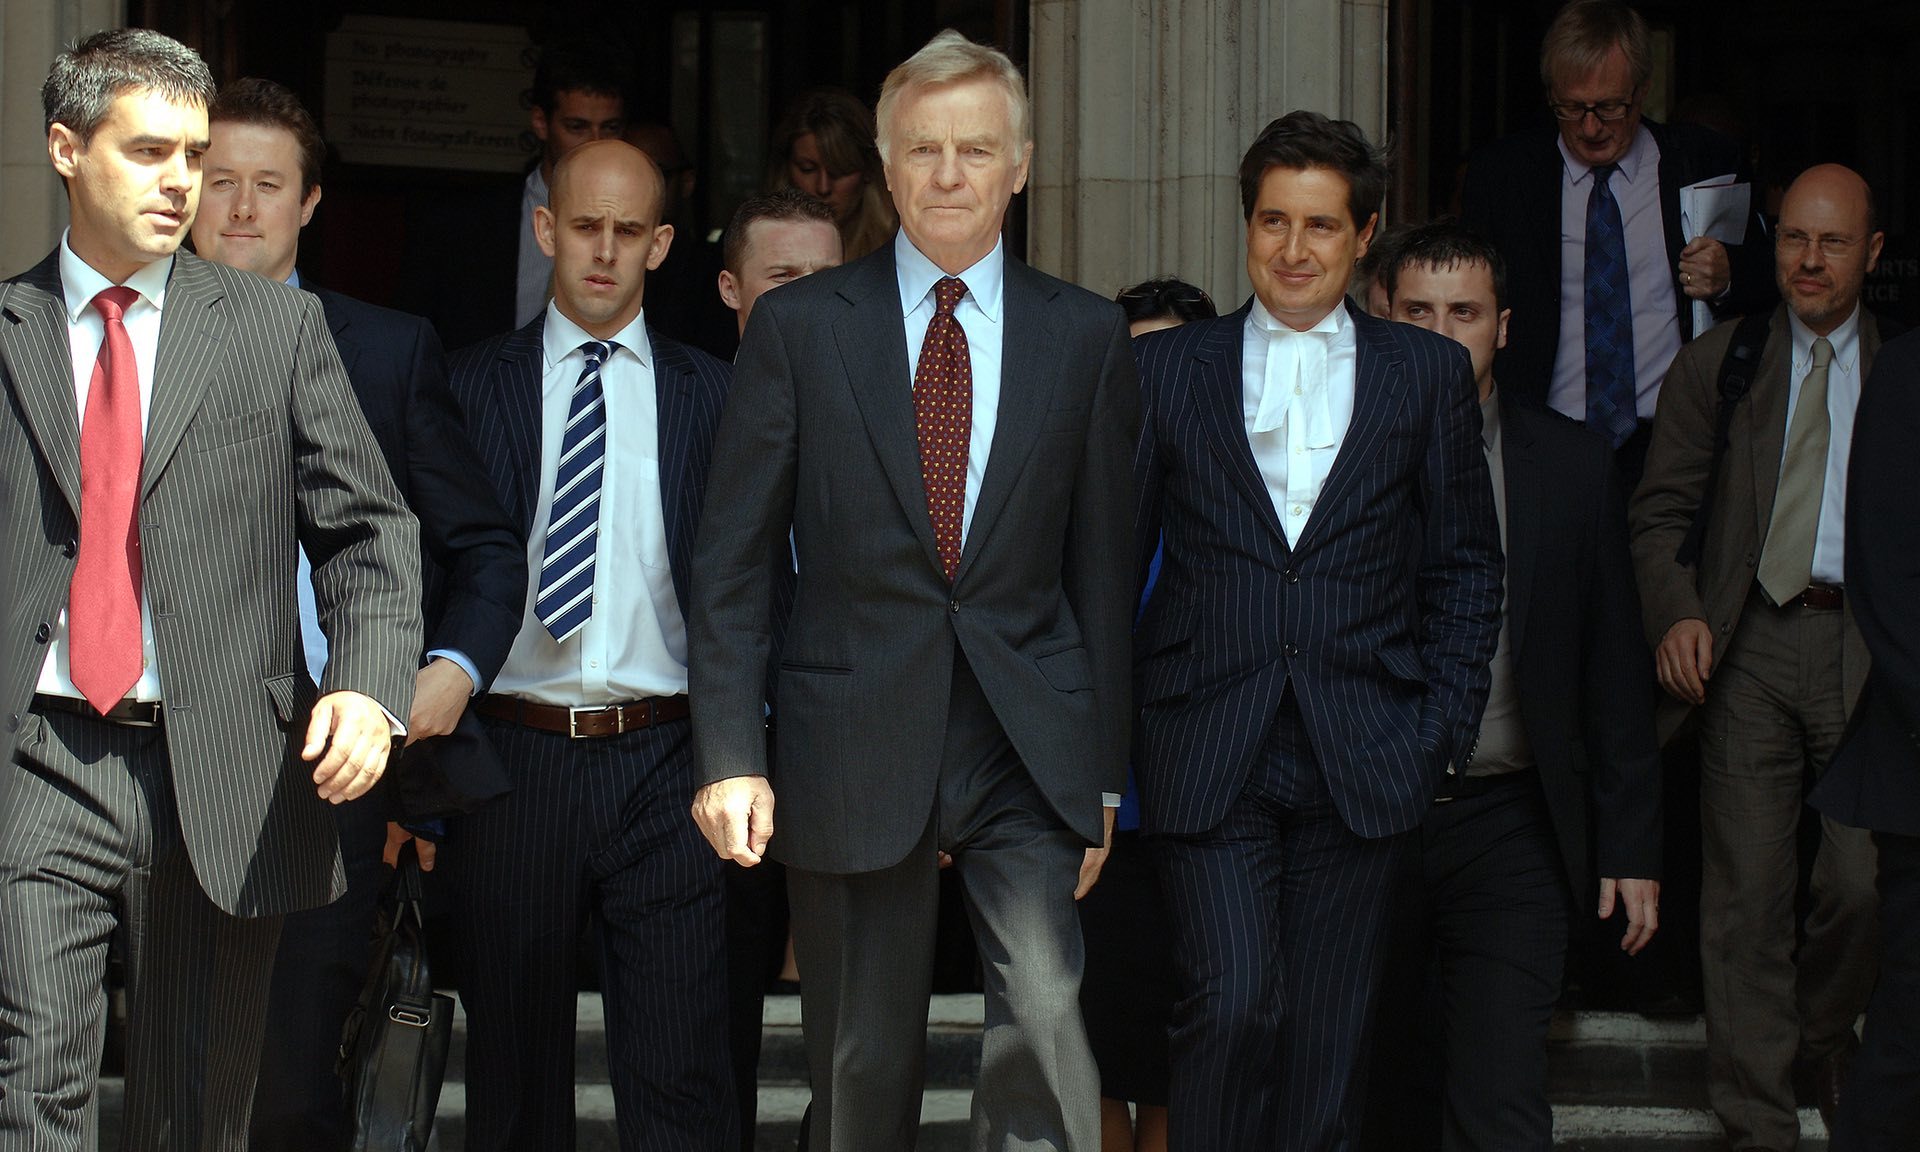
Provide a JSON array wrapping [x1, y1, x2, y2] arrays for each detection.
[[689, 28, 1139, 1152]]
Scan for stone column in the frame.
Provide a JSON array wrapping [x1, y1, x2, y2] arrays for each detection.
[[1028, 0, 1389, 308], [2, 1, 123, 274]]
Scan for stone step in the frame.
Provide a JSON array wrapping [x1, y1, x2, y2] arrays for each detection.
[[94, 1078, 1830, 1151], [95, 997, 1840, 1149]]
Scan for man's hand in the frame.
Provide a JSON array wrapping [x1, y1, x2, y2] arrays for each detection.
[[303, 690, 393, 803], [692, 775, 775, 866], [1599, 876, 1661, 955], [405, 658, 474, 746], [1655, 617, 1715, 705], [384, 821, 437, 871], [1678, 237, 1731, 300], [1074, 805, 1118, 901]]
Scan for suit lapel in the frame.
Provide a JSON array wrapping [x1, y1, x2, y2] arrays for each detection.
[[954, 260, 1060, 582], [651, 330, 697, 612], [495, 323, 546, 539], [317, 289, 364, 378], [141, 254, 231, 499], [1194, 305, 1290, 553], [1744, 307, 1792, 539], [0, 254, 84, 514], [1295, 304, 1407, 555], [834, 247, 946, 577], [1499, 400, 1538, 659]]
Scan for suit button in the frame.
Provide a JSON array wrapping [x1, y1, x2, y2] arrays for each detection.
[[61, 538, 76, 559], [34, 622, 50, 643], [949, 600, 960, 615], [1284, 569, 1299, 584], [1284, 643, 1299, 657]]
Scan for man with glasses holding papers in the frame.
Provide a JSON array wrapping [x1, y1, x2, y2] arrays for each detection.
[[1460, 0, 1770, 485]]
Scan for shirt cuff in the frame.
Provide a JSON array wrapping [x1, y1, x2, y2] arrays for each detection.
[[1102, 792, 1122, 808], [425, 649, 483, 696]]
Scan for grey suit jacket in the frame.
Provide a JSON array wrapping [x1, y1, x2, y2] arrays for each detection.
[[1631, 304, 1889, 739], [0, 250, 422, 916], [690, 242, 1140, 875]]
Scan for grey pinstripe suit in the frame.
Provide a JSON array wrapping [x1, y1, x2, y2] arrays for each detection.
[[0, 249, 422, 1150]]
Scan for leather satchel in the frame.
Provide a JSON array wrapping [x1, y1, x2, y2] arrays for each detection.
[[339, 846, 453, 1152]]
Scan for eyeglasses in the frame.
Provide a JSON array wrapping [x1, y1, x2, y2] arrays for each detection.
[[1776, 229, 1862, 258], [1548, 99, 1636, 122]]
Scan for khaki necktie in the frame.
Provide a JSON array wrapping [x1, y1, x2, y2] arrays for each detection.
[[1757, 336, 1834, 605]]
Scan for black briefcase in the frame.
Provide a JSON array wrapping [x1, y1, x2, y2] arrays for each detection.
[[338, 846, 453, 1152]]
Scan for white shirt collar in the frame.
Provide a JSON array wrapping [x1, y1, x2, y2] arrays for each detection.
[[541, 302, 653, 376], [1248, 296, 1347, 339], [1557, 123, 1654, 186], [1787, 302, 1862, 376], [58, 230, 172, 322], [895, 232, 1005, 323]]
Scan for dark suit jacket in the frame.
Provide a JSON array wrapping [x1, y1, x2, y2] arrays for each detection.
[[0, 250, 421, 916], [1811, 328, 1920, 836], [1496, 397, 1662, 892], [688, 243, 1141, 875], [308, 284, 525, 817], [1460, 118, 1773, 406], [446, 313, 734, 672], [1631, 306, 1892, 739], [1130, 301, 1503, 840]]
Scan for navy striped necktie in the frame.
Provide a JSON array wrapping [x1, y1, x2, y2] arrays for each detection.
[[1583, 162, 1638, 448], [536, 340, 612, 642]]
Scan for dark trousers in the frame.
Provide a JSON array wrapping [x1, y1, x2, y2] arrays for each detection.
[[785, 653, 1098, 1152], [249, 792, 389, 1151], [1699, 595, 1878, 1151], [1833, 830, 1920, 1151], [725, 856, 786, 1151], [441, 713, 735, 1152], [1157, 695, 1406, 1152], [0, 708, 282, 1152], [1362, 772, 1569, 1152]]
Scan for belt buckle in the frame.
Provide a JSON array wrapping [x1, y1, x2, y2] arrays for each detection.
[[567, 705, 592, 739]]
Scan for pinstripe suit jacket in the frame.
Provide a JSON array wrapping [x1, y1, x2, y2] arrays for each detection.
[[689, 245, 1140, 874], [444, 314, 734, 671], [0, 250, 423, 916], [1131, 300, 1503, 839]]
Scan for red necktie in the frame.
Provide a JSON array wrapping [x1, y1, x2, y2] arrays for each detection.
[[913, 277, 972, 582], [69, 286, 145, 714]]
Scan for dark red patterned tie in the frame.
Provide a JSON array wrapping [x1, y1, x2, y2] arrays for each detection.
[[69, 286, 145, 714], [913, 276, 971, 582]]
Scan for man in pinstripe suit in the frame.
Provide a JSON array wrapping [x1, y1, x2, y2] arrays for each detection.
[[1131, 112, 1502, 1152], [0, 30, 422, 1151], [441, 139, 736, 1151]]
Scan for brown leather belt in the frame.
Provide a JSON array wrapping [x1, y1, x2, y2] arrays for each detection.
[[32, 693, 164, 727], [1782, 583, 1844, 611], [476, 694, 689, 738]]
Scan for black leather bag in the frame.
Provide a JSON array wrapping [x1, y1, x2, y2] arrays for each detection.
[[339, 847, 453, 1152]]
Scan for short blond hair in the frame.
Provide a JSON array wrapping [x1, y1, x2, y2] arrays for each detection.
[[875, 30, 1030, 164], [1539, 0, 1652, 94]]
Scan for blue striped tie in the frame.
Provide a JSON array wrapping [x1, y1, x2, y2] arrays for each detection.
[[535, 340, 611, 642], [1583, 163, 1638, 448]]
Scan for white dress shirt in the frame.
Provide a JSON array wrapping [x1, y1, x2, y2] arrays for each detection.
[[515, 167, 553, 328], [491, 305, 686, 704], [896, 232, 1005, 548], [1241, 299, 1357, 547], [1550, 127, 1683, 421], [1779, 304, 1864, 586], [37, 234, 171, 702]]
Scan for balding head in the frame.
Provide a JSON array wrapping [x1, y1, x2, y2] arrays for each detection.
[[535, 139, 674, 338], [1775, 163, 1882, 336]]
